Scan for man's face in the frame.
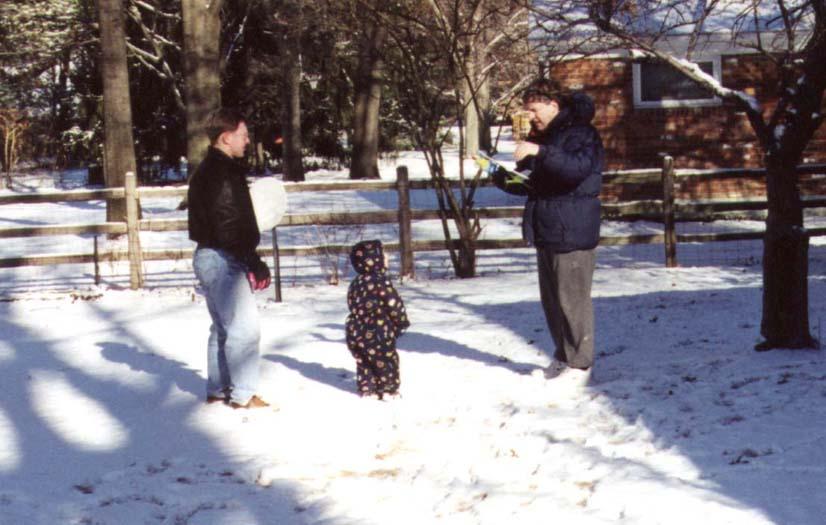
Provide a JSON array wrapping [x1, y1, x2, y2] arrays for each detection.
[[524, 99, 559, 132], [221, 121, 250, 158]]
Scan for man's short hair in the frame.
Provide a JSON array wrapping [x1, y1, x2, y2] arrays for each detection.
[[522, 78, 565, 105], [205, 108, 246, 145]]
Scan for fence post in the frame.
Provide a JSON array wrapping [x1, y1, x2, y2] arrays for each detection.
[[662, 155, 677, 268], [271, 227, 282, 302], [124, 171, 144, 289], [93, 235, 100, 285], [397, 165, 414, 279]]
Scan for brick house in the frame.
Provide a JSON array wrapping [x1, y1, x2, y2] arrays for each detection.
[[544, 49, 826, 172], [538, 40, 826, 202]]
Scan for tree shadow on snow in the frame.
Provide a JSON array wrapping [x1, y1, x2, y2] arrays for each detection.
[[409, 245, 826, 524], [0, 301, 307, 524], [98, 341, 202, 399], [307, 322, 542, 379], [264, 353, 353, 395], [400, 330, 542, 375], [524, 276, 824, 524]]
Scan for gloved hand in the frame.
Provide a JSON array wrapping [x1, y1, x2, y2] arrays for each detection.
[[492, 167, 530, 196], [246, 257, 271, 291]]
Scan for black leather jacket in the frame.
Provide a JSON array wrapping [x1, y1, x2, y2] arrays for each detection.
[[187, 147, 261, 270]]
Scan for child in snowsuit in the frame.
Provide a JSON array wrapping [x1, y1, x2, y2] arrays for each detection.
[[346, 240, 410, 399]]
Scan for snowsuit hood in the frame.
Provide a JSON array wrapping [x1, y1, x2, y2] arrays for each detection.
[[350, 240, 386, 275]]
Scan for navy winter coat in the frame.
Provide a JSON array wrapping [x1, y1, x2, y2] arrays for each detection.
[[518, 93, 604, 253]]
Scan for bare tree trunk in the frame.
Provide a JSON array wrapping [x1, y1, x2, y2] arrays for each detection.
[[461, 77, 493, 157], [757, 159, 817, 350], [756, 38, 826, 351], [463, 64, 494, 157], [1, 127, 12, 188], [462, 74, 480, 159], [425, 146, 481, 279], [52, 50, 72, 165], [182, 0, 222, 174], [350, 23, 385, 180], [460, 4, 494, 159], [96, 0, 138, 223], [454, 237, 477, 278], [477, 71, 492, 153], [280, 0, 304, 182]]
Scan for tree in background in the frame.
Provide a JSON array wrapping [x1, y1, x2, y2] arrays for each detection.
[[348, 2, 387, 179], [0, 109, 28, 188], [221, 0, 353, 176], [454, 1, 531, 159], [312, 0, 402, 179], [221, 0, 281, 171], [223, 0, 309, 180], [300, 7, 354, 169], [532, 0, 824, 349], [0, 0, 92, 167], [97, 0, 139, 222], [182, 0, 222, 175], [249, 0, 310, 181], [276, 0, 306, 181], [375, 0, 531, 278], [2, 0, 217, 181], [380, 2, 470, 276], [125, 0, 187, 174], [61, 0, 105, 170]]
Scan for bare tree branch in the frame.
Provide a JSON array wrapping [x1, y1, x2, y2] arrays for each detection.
[[126, 0, 184, 111]]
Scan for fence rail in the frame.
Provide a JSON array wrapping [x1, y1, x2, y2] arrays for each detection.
[[1, 159, 825, 290], [3, 196, 826, 240]]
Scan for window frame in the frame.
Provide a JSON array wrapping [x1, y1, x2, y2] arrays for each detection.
[[632, 56, 722, 109]]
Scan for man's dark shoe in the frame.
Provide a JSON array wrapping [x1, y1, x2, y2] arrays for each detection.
[[542, 359, 568, 379], [230, 395, 270, 409], [206, 395, 227, 405]]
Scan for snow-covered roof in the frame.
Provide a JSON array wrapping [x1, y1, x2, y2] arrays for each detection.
[[530, 0, 815, 55]]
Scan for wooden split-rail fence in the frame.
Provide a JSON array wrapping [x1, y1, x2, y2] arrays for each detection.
[[1, 157, 825, 297]]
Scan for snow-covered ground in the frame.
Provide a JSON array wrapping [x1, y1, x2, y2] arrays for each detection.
[[1, 142, 825, 524]]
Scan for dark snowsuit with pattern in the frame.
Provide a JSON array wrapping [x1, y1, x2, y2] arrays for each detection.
[[345, 240, 410, 397]]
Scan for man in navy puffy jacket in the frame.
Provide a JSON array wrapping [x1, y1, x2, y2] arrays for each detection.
[[513, 79, 604, 380]]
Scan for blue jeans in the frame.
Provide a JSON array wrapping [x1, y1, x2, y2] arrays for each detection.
[[193, 247, 260, 404]]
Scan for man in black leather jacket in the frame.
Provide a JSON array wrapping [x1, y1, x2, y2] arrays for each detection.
[[513, 79, 604, 382], [188, 108, 271, 409]]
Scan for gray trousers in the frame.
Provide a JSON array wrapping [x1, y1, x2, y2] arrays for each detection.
[[536, 247, 596, 370]]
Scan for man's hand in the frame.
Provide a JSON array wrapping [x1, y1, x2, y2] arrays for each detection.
[[247, 272, 271, 291], [247, 258, 271, 291], [492, 167, 531, 196], [513, 141, 540, 162]]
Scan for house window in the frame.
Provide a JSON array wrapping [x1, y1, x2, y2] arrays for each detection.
[[632, 57, 721, 108]]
